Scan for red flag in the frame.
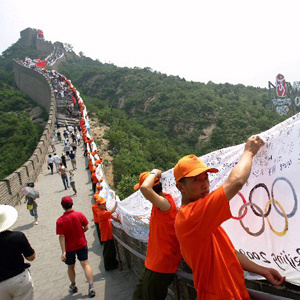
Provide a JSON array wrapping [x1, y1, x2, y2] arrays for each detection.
[[36, 61, 46, 67]]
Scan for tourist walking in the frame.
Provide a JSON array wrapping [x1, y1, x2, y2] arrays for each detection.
[[69, 171, 77, 196], [69, 151, 77, 170], [59, 163, 69, 190], [61, 153, 67, 168], [27, 196, 38, 225], [57, 129, 62, 143], [71, 140, 77, 154], [64, 142, 71, 158], [56, 197, 95, 298], [53, 153, 61, 173], [50, 137, 56, 152], [0, 205, 36, 300], [47, 154, 54, 175]]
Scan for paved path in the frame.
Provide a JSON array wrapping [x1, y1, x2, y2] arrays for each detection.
[[11, 138, 137, 299]]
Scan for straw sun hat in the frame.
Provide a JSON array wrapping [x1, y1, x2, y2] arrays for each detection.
[[0, 205, 18, 232]]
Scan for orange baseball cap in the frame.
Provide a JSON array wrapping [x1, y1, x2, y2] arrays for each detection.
[[96, 184, 103, 190], [93, 192, 100, 199], [96, 197, 106, 205], [133, 171, 160, 190], [174, 154, 218, 183]]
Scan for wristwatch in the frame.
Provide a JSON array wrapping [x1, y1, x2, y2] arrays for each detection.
[[150, 171, 158, 177]]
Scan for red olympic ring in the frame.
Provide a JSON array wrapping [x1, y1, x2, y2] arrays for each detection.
[[231, 192, 247, 220]]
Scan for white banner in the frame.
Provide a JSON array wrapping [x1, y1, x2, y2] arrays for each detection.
[[116, 113, 300, 285]]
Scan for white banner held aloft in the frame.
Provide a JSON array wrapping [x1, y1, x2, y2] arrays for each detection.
[[118, 112, 300, 285]]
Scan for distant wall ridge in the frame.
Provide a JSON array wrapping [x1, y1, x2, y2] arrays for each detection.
[[0, 60, 56, 206]]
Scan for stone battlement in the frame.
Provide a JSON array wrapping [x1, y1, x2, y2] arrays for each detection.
[[0, 60, 56, 206]]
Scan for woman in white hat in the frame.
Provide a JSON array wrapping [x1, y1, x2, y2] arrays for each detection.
[[0, 205, 36, 299]]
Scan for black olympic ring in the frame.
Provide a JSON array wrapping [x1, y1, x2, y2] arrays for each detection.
[[271, 177, 298, 218], [249, 183, 271, 217], [239, 202, 265, 237]]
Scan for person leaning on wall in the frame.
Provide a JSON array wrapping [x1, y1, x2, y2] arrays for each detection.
[[174, 135, 285, 299], [132, 170, 182, 300], [97, 196, 120, 271]]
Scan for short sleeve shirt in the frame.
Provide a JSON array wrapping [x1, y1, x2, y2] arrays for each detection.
[[56, 210, 88, 252], [0, 231, 35, 282], [145, 193, 182, 273], [98, 210, 113, 241], [175, 186, 250, 299], [92, 203, 99, 223]]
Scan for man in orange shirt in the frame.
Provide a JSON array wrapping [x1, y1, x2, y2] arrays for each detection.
[[97, 197, 120, 271], [91, 198, 102, 245], [132, 170, 181, 300], [174, 136, 285, 299], [91, 170, 99, 193]]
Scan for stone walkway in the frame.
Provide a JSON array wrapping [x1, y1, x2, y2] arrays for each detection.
[[11, 138, 137, 300]]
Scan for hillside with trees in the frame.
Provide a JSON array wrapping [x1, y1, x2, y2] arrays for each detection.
[[58, 55, 293, 198], [0, 30, 295, 196], [0, 39, 47, 180]]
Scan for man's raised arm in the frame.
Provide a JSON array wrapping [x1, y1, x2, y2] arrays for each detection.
[[223, 135, 264, 201]]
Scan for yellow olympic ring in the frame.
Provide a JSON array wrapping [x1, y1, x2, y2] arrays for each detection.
[[265, 199, 288, 237]]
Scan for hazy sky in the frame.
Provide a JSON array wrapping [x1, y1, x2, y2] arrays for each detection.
[[1, 0, 300, 88]]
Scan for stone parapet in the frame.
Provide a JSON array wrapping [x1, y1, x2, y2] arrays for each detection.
[[0, 61, 56, 205]]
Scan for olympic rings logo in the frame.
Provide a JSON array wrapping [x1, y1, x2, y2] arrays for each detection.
[[231, 177, 297, 237]]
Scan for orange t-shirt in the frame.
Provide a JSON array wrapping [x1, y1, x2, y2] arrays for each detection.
[[92, 203, 99, 223], [175, 186, 250, 300], [98, 210, 113, 241], [145, 194, 182, 273], [88, 161, 94, 172], [91, 172, 98, 184]]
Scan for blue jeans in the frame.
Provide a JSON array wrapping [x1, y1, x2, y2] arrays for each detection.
[[61, 174, 69, 189], [29, 207, 38, 218]]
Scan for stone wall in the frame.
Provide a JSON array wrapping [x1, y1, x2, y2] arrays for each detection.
[[0, 61, 56, 206]]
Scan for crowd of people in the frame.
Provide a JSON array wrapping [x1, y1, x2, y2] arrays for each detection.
[[48, 124, 80, 193], [21, 45, 63, 70], [1, 61, 287, 300]]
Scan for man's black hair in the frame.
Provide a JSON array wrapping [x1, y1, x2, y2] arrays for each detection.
[[62, 203, 73, 210], [152, 182, 162, 194]]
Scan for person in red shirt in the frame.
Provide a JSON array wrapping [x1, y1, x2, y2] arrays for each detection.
[[174, 136, 285, 300], [132, 170, 182, 300], [97, 197, 120, 271], [56, 196, 96, 298]]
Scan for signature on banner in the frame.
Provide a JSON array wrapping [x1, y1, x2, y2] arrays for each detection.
[[239, 248, 300, 272]]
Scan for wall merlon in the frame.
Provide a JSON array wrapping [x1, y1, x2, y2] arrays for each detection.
[[0, 60, 56, 205]]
